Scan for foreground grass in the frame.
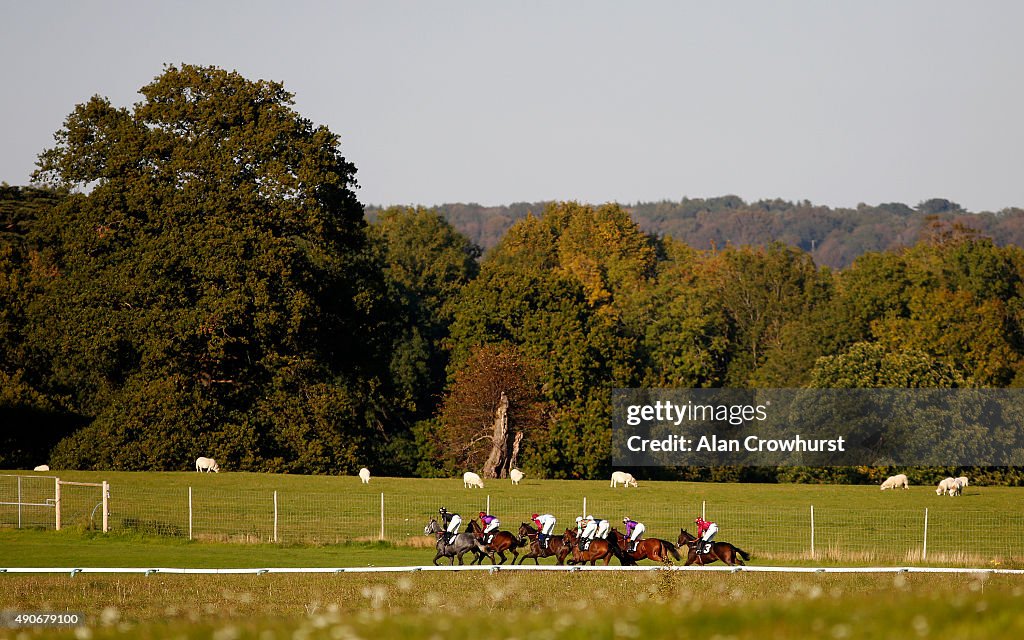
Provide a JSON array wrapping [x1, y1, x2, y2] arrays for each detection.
[[2, 571, 1023, 639]]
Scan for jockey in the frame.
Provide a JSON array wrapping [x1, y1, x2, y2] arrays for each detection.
[[478, 511, 500, 543], [574, 516, 585, 537], [532, 513, 557, 549], [623, 516, 645, 552], [580, 515, 609, 550], [439, 506, 461, 544], [695, 516, 718, 553], [580, 515, 599, 550]]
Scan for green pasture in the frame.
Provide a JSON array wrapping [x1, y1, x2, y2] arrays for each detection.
[[2, 571, 1024, 640], [3, 471, 1024, 565]]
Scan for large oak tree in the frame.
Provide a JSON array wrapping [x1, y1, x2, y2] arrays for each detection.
[[29, 64, 388, 472]]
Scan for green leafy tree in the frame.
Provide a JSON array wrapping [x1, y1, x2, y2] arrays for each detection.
[[809, 341, 964, 389], [368, 207, 479, 416], [445, 202, 647, 477], [703, 243, 832, 386], [30, 64, 386, 471]]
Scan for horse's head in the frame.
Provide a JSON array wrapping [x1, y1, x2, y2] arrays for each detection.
[[424, 518, 440, 536]]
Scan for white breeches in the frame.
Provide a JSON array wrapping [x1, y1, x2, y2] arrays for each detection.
[[483, 520, 499, 534], [701, 523, 718, 542], [629, 523, 645, 542], [446, 515, 462, 534]]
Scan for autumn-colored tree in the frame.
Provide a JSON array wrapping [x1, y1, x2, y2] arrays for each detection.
[[435, 343, 545, 478]]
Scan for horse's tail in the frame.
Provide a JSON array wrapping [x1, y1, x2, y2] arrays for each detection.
[[663, 540, 682, 561], [734, 545, 751, 561]]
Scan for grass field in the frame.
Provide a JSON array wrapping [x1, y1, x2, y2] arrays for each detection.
[[3, 472, 1024, 638], [3, 470, 1023, 566], [2, 570, 1024, 639]]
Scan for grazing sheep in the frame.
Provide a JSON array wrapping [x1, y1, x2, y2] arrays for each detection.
[[510, 468, 524, 485], [195, 456, 220, 473], [359, 467, 371, 484], [946, 477, 962, 497], [935, 477, 957, 495], [610, 471, 638, 488], [956, 476, 969, 489], [880, 474, 909, 490], [33, 464, 50, 472], [463, 471, 484, 488]]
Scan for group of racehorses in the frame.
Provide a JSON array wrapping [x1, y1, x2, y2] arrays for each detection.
[[423, 517, 750, 567]]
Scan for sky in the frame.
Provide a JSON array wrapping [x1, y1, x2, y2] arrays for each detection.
[[2, 1, 1022, 212]]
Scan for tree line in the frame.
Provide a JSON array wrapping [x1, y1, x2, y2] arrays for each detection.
[[2, 64, 1023, 484], [369, 197, 1024, 270]]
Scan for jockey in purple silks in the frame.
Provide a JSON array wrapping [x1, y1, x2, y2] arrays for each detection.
[[478, 511, 500, 543], [623, 516, 646, 552]]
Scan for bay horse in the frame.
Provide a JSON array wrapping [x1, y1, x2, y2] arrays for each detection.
[[424, 517, 489, 565], [562, 529, 618, 566], [516, 522, 571, 565], [467, 518, 523, 565], [678, 528, 750, 566], [610, 527, 681, 564]]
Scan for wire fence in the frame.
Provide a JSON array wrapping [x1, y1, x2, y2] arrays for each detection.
[[3, 477, 1022, 561]]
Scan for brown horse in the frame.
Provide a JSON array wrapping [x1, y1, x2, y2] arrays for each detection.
[[562, 529, 619, 566], [517, 522, 571, 565], [678, 529, 750, 566], [610, 528, 681, 564], [467, 518, 523, 565]]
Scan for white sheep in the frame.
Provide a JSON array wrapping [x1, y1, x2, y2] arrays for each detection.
[[956, 476, 969, 489], [610, 471, 638, 488], [33, 464, 50, 472], [463, 471, 484, 488], [195, 456, 220, 473], [359, 467, 371, 484], [880, 474, 909, 490], [949, 477, 966, 497], [935, 477, 957, 495], [510, 468, 524, 485]]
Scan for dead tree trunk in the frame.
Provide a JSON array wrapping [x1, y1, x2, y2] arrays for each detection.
[[482, 392, 510, 479], [509, 431, 523, 473]]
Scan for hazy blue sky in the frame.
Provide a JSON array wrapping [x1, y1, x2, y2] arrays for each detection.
[[3, 1, 1022, 211]]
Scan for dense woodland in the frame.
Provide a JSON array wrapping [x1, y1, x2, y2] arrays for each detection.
[[368, 198, 1024, 270], [3, 65, 1024, 484]]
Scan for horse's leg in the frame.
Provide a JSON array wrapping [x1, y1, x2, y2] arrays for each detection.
[[497, 550, 507, 564]]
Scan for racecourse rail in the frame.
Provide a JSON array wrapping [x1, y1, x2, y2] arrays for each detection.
[[4, 565, 1024, 575]]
